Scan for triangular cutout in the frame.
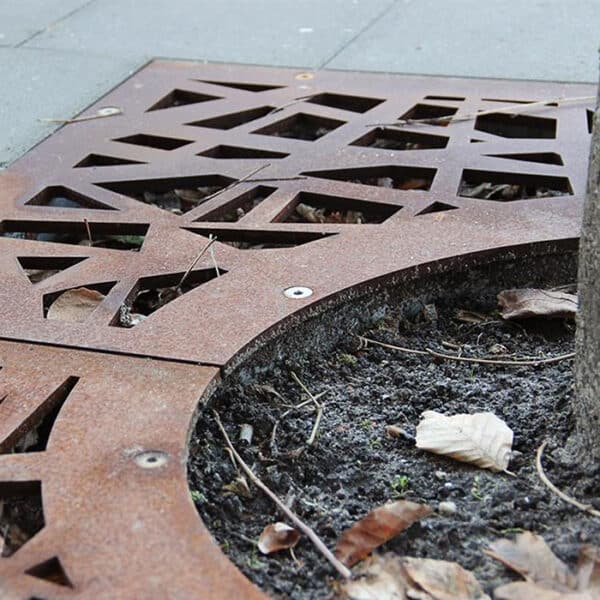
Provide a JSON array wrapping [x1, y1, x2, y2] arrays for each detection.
[[17, 257, 88, 284], [470, 138, 485, 143], [43, 282, 116, 321], [198, 145, 289, 159], [74, 154, 145, 168], [416, 201, 458, 215], [25, 556, 73, 588], [147, 88, 221, 111], [25, 186, 117, 211], [485, 152, 563, 165], [196, 80, 284, 92]]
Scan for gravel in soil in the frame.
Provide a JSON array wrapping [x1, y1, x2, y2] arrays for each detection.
[[187, 288, 600, 599]]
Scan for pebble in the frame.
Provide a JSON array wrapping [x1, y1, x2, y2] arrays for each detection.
[[438, 501, 457, 515]]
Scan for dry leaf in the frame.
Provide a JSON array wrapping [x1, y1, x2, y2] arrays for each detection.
[[487, 532, 600, 600], [340, 553, 490, 600], [296, 202, 326, 223], [222, 475, 252, 498], [46, 287, 105, 322], [257, 522, 300, 554], [335, 500, 432, 567], [456, 309, 488, 324], [498, 289, 577, 320], [415, 410, 513, 472]]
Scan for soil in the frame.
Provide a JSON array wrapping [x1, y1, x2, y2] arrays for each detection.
[[187, 280, 600, 599]]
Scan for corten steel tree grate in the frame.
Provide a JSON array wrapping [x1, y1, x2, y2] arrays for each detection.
[[0, 60, 595, 598]]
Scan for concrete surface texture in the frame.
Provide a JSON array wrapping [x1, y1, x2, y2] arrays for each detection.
[[0, 0, 599, 166]]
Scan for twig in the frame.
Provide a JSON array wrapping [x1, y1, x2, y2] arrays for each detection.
[[426, 347, 575, 366], [290, 372, 326, 446], [535, 440, 600, 518], [40, 106, 123, 124], [367, 95, 595, 128], [208, 235, 220, 277], [178, 236, 218, 288], [200, 164, 271, 205], [358, 336, 429, 356], [83, 218, 93, 244], [269, 94, 316, 114], [243, 176, 308, 183], [212, 411, 352, 579]]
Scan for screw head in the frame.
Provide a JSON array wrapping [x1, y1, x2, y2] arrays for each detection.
[[295, 72, 314, 80], [284, 286, 313, 299], [134, 450, 168, 469], [97, 106, 121, 117]]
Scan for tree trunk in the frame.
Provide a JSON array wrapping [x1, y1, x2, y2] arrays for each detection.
[[574, 85, 600, 463]]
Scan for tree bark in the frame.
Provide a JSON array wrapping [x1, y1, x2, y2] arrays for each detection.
[[574, 84, 600, 463]]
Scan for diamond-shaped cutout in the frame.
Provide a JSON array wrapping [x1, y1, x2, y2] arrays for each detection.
[[98, 175, 236, 215], [196, 186, 276, 222], [74, 154, 146, 168], [187, 106, 274, 130], [195, 80, 284, 92], [114, 134, 194, 150], [399, 103, 458, 126], [277, 191, 401, 224], [351, 127, 448, 150], [459, 169, 572, 200], [303, 165, 436, 191], [485, 152, 563, 166], [416, 201, 458, 215], [198, 145, 289, 159], [25, 186, 117, 211], [147, 88, 221, 111], [474, 113, 556, 138], [306, 92, 384, 113], [253, 113, 345, 141]]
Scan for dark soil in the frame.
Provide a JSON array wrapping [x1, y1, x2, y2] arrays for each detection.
[[187, 285, 600, 599]]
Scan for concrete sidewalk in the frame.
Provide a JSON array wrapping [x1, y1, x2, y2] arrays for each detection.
[[1, 0, 599, 166]]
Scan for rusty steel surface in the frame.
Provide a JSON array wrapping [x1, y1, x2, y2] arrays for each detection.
[[0, 60, 595, 598]]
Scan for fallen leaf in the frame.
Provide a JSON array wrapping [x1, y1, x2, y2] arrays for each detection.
[[493, 581, 594, 600], [257, 522, 300, 554], [335, 500, 432, 567], [296, 202, 326, 223], [222, 475, 252, 498], [415, 411, 513, 472], [46, 287, 105, 322], [456, 309, 488, 324], [340, 553, 490, 600], [498, 289, 577, 320]]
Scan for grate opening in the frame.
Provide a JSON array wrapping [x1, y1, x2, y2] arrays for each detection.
[[303, 165, 436, 191], [25, 557, 73, 588], [276, 191, 401, 224], [98, 175, 236, 215], [0, 481, 44, 558], [10, 377, 79, 453], [114, 134, 194, 151], [350, 127, 448, 150], [423, 95, 465, 101], [485, 152, 564, 166], [416, 201, 458, 216], [474, 113, 556, 138], [187, 106, 274, 130], [43, 283, 116, 319], [198, 145, 289, 159], [113, 268, 225, 328], [306, 92, 384, 113], [482, 98, 558, 106], [399, 103, 458, 126], [74, 154, 145, 168], [17, 257, 88, 284], [185, 227, 336, 250], [0, 221, 148, 250], [587, 109, 594, 134], [2, 220, 145, 247], [459, 169, 573, 200], [196, 186, 276, 222], [253, 113, 345, 141], [24, 186, 116, 211], [470, 138, 485, 143], [195, 80, 284, 92], [147, 89, 221, 112]]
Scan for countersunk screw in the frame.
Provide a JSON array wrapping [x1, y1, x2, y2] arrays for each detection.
[[284, 286, 313, 299], [134, 450, 168, 469]]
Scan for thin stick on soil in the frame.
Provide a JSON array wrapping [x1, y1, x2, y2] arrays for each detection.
[[290, 372, 325, 446], [367, 95, 595, 128], [178, 236, 218, 289], [535, 440, 600, 518], [358, 336, 430, 356], [426, 347, 575, 366], [212, 410, 352, 579]]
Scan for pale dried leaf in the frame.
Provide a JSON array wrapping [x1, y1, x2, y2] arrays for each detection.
[[46, 287, 104, 322], [222, 475, 252, 498], [415, 411, 513, 472], [174, 188, 207, 202], [494, 582, 594, 600], [335, 500, 432, 567], [486, 531, 576, 590], [296, 202, 326, 223], [257, 522, 300, 554], [498, 289, 577, 320], [340, 553, 490, 600], [402, 556, 489, 600], [456, 309, 488, 324], [577, 545, 600, 593]]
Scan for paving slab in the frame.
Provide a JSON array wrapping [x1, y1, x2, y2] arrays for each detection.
[[23, 0, 394, 68], [0, 0, 91, 47], [0, 47, 141, 166], [326, 0, 600, 83]]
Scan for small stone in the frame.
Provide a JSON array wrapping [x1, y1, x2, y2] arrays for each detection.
[[434, 470, 447, 480], [438, 501, 457, 516]]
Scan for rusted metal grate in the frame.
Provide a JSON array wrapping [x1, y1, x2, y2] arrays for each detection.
[[0, 60, 594, 598]]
